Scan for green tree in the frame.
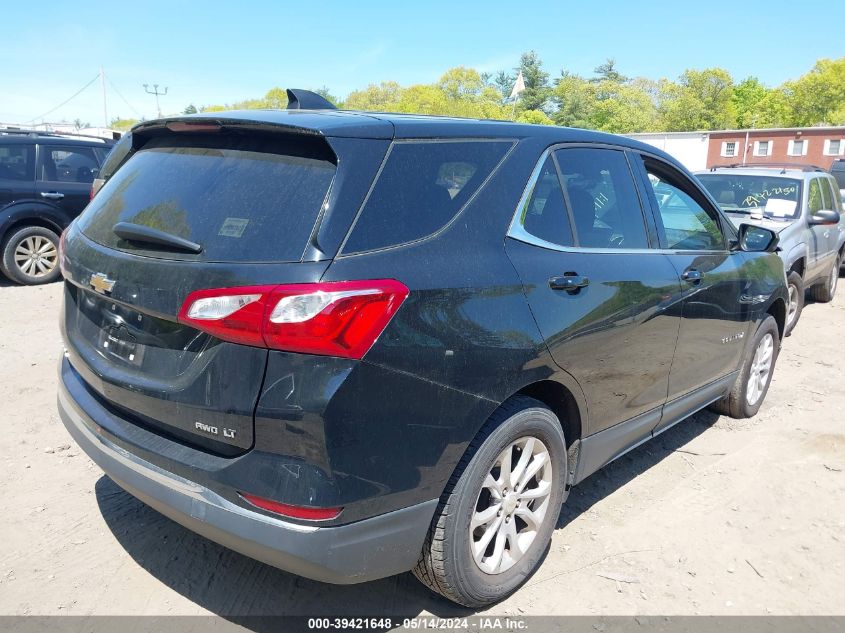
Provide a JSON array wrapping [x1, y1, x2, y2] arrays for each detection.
[[783, 57, 845, 126], [552, 72, 595, 129], [658, 68, 736, 130], [515, 51, 550, 111], [731, 77, 789, 128], [263, 87, 288, 109], [438, 67, 485, 100], [183, 104, 198, 114], [516, 109, 554, 125], [590, 81, 659, 133], [109, 117, 138, 131], [313, 86, 340, 106], [344, 81, 403, 111], [592, 58, 627, 83], [486, 70, 515, 100]]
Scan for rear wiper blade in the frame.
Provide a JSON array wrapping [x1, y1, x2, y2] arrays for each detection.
[[113, 222, 202, 254]]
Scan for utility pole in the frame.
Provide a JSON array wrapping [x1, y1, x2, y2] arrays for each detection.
[[100, 66, 108, 129], [143, 83, 168, 118]]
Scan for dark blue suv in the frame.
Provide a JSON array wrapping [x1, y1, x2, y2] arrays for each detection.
[[57, 94, 788, 607], [0, 129, 113, 284]]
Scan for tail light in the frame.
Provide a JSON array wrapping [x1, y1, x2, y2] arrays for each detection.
[[177, 279, 409, 359], [239, 492, 341, 521], [90, 177, 106, 200]]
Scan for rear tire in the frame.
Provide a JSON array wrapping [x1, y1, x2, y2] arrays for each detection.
[[708, 315, 779, 419], [1, 226, 61, 285], [412, 396, 566, 607], [810, 255, 840, 303], [784, 271, 804, 337]]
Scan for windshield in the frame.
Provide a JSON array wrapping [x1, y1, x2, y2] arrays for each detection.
[[697, 174, 802, 220]]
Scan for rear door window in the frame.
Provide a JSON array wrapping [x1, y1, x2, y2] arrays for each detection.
[[554, 148, 649, 249], [39, 146, 99, 184], [77, 134, 336, 263], [519, 156, 573, 247], [341, 140, 513, 254], [0, 144, 35, 181]]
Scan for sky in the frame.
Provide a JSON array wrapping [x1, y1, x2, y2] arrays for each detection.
[[1, 0, 843, 127]]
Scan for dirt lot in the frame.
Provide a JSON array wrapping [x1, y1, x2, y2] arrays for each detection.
[[0, 276, 843, 618]]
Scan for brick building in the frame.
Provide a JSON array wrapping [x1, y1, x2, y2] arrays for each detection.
[[707, 126, 845, 169], [629, 126, 845, 172]]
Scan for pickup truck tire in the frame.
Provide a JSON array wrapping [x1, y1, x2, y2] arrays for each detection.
[[810, 255, 841, 303], [709, 315, 779, 419], [784, 271, 804, 337], [412, 396, 566, 608], [1, 226, 62, 286]]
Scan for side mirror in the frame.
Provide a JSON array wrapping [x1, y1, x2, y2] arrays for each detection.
[[808, 209, 841, 226], [738, 223, 779, 253]]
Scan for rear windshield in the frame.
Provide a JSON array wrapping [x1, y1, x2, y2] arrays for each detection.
[[341, 140, 513, 254], [697, 174, 802, 220], [77, 134, 336, 263]]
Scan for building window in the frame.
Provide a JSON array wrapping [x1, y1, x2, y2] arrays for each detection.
[[824, 139, 844, 156], [753, 140, 772, 157], [788, 139, 807, 156], [721, 141, 739, 158]]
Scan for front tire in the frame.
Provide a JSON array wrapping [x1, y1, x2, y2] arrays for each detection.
[[1, 226, 61, 285], [810, 255, 840, 303], [709, 315, 779, 419], [784, 271, 804, 337], [412, 396, 566, 607]]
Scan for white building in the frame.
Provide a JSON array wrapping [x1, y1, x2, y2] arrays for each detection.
[[626, 131, 710, 171]]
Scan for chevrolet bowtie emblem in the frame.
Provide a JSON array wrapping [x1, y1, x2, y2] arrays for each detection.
[[89, 273, 115, 295]]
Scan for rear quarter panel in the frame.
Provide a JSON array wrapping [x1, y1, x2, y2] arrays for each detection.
[[266, 139, 590, 517]]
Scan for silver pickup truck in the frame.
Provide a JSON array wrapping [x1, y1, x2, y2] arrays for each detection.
[[697, 165, 844, 336]]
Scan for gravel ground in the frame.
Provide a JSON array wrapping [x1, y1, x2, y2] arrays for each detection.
[[0, 276, 843, 618]]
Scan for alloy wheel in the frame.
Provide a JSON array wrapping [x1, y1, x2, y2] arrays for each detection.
[[13, 235, 58, 278], [746, 333, 774, 406], [786, 284, 799, 329], [470, 436, 553, 575]]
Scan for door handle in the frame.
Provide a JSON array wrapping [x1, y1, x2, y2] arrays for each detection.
[[40, 192, 65, 200], [682, 268, 703, 283], [549, 274, 590, 294]]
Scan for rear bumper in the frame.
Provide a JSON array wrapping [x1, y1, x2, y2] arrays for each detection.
[[57, 356, 437, 584]]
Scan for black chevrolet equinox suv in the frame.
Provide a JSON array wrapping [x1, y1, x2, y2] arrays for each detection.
[[58, 91, 788, 607]]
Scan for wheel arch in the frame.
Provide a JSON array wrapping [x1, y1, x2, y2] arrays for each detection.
[[787, 254, 805, 278], [767, 297, 787, 341], [512, 380, 583, 448], [1, 204, 68, 245]]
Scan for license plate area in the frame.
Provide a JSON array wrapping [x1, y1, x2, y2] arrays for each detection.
[[97, 326, 145, 366]]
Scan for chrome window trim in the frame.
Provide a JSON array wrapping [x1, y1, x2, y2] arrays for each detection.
[[508, 147, 665, 254], [507, 143, 734, 256]]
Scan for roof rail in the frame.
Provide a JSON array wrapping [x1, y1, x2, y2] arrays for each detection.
[[716, 161, 827, 173], [285, 89, 337, 111], [0, 127, 114, 142]]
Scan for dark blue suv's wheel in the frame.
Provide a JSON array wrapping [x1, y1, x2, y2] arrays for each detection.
[[413, 396, 567, 607], [1, 226, 61, 285]]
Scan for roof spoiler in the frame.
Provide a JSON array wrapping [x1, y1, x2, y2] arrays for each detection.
[[286, 89, 337, 111]]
